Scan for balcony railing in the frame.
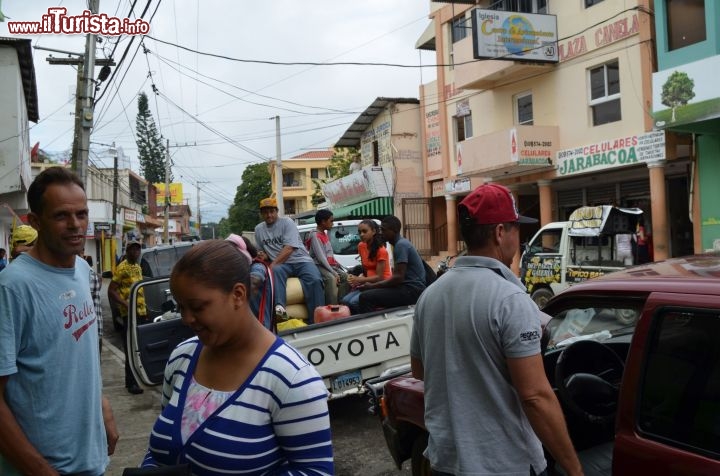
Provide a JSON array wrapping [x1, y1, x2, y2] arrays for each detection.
[[282, 180, 305, 189]]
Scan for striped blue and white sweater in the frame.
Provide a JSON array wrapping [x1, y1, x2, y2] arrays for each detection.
[[142, 336, 334, 475]]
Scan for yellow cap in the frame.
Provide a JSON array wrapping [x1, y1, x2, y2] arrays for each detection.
[[11, 225, 38, 246], [259, 197, 278, 209]]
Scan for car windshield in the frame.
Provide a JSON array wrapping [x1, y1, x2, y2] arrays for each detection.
[[298, 224, 362, 257], [329, 225, 361, 256], [545, 304, 641, 351]]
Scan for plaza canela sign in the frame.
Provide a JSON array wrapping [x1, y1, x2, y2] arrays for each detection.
[[556, 130, 665, 177]]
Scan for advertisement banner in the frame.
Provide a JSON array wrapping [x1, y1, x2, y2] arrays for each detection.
[[653, 55, 720, 129], [556, 131, 665, 177], [472, 9, 558, 62], [322, 168, 393, 208], [154, 183, 184, 206]]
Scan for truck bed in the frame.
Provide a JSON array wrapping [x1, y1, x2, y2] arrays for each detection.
[[280, 306, 415, 398]]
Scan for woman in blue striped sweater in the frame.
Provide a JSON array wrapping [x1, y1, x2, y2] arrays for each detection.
[[141, 240, 334, 475]]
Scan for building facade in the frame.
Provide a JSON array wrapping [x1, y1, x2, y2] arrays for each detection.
[[0, 38, 38, 250], [420, 0, 694, 266], [270, 149, 333, 216], [652, 0, 720, 252], [332, 98, 427, 252]]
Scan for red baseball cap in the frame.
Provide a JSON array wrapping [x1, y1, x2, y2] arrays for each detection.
[[458, 183, 537, 225]]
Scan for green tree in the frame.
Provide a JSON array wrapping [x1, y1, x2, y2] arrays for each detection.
[[136, 92, 168, 183], [661, 71, 695, 122], [217, 217, 231, 239], [328, 147, 358, 177], [225, 162, 273, 233]]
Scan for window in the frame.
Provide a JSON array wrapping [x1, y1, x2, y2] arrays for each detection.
[[667, 0, 706, 50], [585, 0, 605, 7], [310, 168, 320, 179], [489, 0, 547, 13], [518, 0, 547, 13], [282, 172, 294, 187], [515, 92, 534, 125], [284, 200, 296, 215], [638, 309, 720, 459], [544, 303, 640, 351], [527, 228, 562, 254], [372, 141, 379, 166], [455, 113, 473, 142], [451, 15, 468, 43], [589, 61, 621, 126]]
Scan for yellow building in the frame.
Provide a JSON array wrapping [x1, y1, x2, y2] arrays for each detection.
[[270, 149, 333, 216], [419, 0, 692, 265]]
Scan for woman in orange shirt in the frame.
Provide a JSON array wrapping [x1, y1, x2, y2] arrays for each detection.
[[341, 219, 391, 313]]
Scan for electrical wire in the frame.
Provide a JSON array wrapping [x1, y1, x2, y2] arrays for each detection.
[[150, 51, 359, 115]]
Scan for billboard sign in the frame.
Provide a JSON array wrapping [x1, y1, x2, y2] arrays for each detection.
[[653, 55, 720, 129], [472, 9, 558, 63], [154, 183, 184, 206], [556, 131, 665, 177]]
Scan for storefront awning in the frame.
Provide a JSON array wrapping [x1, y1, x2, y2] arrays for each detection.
[[331, 197, 394, 219], [415, 20, 436, 51]]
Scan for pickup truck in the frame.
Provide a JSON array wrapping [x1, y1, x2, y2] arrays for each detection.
[[371, 253, 720, 475], [520, 205, 643, 308], [125, 276, 414, 399]]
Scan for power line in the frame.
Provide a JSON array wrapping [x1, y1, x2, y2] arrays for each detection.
[[149, 51, 359, 115]]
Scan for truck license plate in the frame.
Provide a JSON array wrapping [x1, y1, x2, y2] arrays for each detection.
[[330, 370, 362, 394]]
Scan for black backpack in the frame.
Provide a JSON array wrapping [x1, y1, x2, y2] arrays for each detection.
[[422, 260, 437, 287]]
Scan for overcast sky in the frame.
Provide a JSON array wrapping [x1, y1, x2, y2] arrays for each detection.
[[1, 0, 436, 223]]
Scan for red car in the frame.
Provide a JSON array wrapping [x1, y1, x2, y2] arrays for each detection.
[[371, 253, 720, 475]]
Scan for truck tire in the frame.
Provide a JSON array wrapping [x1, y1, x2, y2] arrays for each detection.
[[531, 288, 554, 309], [411, 432, 431, 476]]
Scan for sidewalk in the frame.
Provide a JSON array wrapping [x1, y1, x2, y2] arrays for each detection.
[[101, 337, 161, 475], [99, 278, 160, 475]]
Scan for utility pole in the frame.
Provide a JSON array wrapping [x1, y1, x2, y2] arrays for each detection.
[[274, 116, 285, 215], [75, 0, 98, 185], [163, 138, 171, 244], [111, 143, 119, 272], [111, 143, 119, 238], [40, 0, 113, 186], [195, 181, 209, 237]]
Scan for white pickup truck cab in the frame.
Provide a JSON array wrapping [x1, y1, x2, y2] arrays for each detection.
[[520, 205, 643, 308]]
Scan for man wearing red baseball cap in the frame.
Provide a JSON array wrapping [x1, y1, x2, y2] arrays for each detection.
[[410, 183, 582, 476]]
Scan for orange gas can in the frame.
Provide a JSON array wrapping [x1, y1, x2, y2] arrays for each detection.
[[314, 304, 351, 323]]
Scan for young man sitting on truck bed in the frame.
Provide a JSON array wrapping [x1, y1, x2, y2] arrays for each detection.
[[357, 215, 425, 313], [254, 197, 324, 322]]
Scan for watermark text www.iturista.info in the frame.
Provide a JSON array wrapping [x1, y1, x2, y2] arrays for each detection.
[[7, 8, 149, 36]]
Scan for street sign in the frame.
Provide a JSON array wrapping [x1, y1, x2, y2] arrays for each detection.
[[94, 222, 111, 233]]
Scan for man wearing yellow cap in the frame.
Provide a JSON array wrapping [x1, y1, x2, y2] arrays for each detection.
[[254, 197, 324, 323], [10, 224, 37, 259]]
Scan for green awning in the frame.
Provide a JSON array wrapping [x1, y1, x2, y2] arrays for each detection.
[[331, 197, 394, 219]]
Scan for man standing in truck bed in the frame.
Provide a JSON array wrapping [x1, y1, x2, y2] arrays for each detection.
[[410, 183, 582, 476]]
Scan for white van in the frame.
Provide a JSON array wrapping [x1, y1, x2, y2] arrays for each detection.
[[520, 205, 642, 308], [297, 219, 381, 269]]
